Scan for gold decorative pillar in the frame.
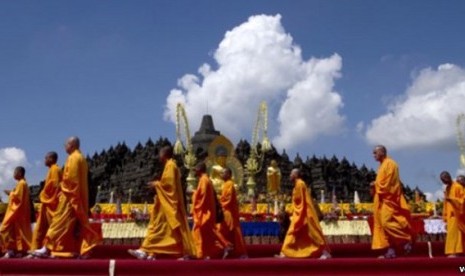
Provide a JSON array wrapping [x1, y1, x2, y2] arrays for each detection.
[[246, 101, 272, 197], [174, 103, 197, 194]]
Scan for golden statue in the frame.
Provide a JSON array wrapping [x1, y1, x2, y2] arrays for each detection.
[[206, 135, 243, 194], [210, 146, 228, 193], [267, 160, 281, 195]]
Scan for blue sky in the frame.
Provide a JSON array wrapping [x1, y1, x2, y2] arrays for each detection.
[[1, 1, 465, 201]]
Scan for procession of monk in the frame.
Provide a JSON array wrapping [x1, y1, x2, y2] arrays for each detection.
[[1, 136, 465, 260]]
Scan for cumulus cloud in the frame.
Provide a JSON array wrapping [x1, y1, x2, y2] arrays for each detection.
[[424, 187, 445, 202], [164, 14, 344, 150], [0, 147, 28, 201], [435, 188, 445, 201], [356, 121, 365, 134], [365, 63, 465, 150], [423, 192, 433, 202], [457, 168, 465, 177]]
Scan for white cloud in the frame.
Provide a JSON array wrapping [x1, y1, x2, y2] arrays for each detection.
[[356, 121, 365, 133], [457, 168, 465, 176], [424, 187, 445, 202], [0, 147, 28, 201], [365, 63, 465, 150], [164, 14, 345, 150], [434, 188, 445, 201], [423, 192, 433, 202]]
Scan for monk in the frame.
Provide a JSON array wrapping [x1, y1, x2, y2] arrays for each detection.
[[33, 136, 101, 258], [217, 168, 247, 258], [192, 162, 231, 259], [277, 169, 331, 259], [128, 146, 196, 260], [31, 152, 62, 251], [0, 166, 32, 258], [370, 145, 413, 258], [441, 171, 465, 257]]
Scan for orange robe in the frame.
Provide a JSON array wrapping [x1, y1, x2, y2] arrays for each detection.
[[44, 150, 101, 257], [218, 179, 247, 257], [281, 179, 327, 258], [371, 157, 413, 250], [0, 178, 32, 253], [192, 173, 229, 259], [443, 181, 465, 255], [139, 159, 196, 257], [31, 164, 62, 250]]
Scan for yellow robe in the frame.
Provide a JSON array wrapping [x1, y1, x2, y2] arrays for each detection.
[[140, 159, 196, 257], [44, 150, 101, 257], [371, 157, 413, 250], [0, 178, 32, 253], [281, 179, 327, 258], [31, 164, 62, 250], [192, 173, 228, 259], [443, 181, 465, 255], [218, 179, 247, 257]]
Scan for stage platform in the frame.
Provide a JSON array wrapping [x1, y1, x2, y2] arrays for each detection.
[[0, 242, 462, 275]]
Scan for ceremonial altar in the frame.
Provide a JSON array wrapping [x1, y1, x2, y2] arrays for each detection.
[[423, 219, 447, 235], [91, 202, 438, 217], [90, 201, 445, 245], [321, 219, 372, 243], [94, 219, 373, 245], [94, 218, 446, 245]]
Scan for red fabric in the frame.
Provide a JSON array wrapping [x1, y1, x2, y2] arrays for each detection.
[[0, 249, 461, 276], [114, 258, 465, 276], [0, 259, 109, 275], [90, 222, 103, 241], [0, 243, 458, 275], [412, 216, 426, 235], [90, 242, 446, 259]]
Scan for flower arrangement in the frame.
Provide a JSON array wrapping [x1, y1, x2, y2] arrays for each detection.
[[322, 210, 340, 223], [409, 200, 427, 214], [348, 203, 357, 215], [130, 207, 150, 226]]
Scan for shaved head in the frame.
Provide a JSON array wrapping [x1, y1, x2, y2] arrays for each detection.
[[68, 136, 80, 148], [14, 166, 25, 180], [373, 145, 387, 162], [291, 168, 301, 177], [65, 136, 80, 154], [160, 145, 173, 161], [194, 162, 207, 178], [440, 171, 452, 186], [290, 168, 301, 182], [46, 151, 58, 162], [195, 162, 207, 174], [440, 171, 451, 179], [45, 151, 58, 167], [222, 167, 232, 181], [375, 145, 387, 155]]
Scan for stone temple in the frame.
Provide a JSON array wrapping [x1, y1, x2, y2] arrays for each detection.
[[191, 114, 221, 159], [29, 115, 424, 205]]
